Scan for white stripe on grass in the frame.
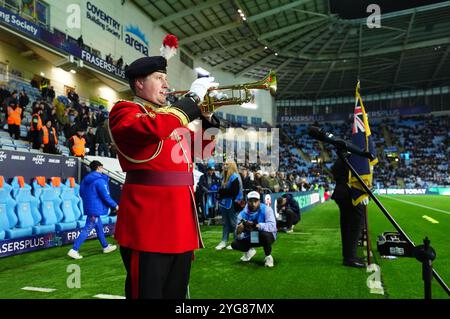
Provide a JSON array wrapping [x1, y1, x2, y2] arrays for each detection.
[[380, 195, 450, 215], [21, 287, 56, 293], [93, 294, 126, 299]]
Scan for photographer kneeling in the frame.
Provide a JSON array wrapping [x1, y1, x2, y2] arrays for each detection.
[[231, 191, 277, 267], [276, 195, 300, 233]]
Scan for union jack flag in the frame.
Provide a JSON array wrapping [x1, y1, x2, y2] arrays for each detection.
[[348, 81, 378, 206]]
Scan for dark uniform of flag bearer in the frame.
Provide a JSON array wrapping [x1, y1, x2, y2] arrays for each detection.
[[109, 34, 220, 299], [331, 157, 365, 268]]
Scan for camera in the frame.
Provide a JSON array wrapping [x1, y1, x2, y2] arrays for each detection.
[[239, 219, 257, 232]]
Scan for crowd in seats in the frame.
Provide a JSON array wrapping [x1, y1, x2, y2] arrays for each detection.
[[382, 115, 449, 188], [0, 78, 116, 158], [0, 175, 116, 241], [277, 114, 449, 189]]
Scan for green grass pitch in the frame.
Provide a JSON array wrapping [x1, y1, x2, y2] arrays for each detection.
[[0, 195, 448, 299]]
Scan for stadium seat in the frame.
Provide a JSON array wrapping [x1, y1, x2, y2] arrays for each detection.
[[0, 176, 12, 195], [32, 176, 50, 198], [39, 188, 76, 232], [50, 177, 63, 196], [60, 185, 84, 228], [6, 186, 39, 239], [10, 176, 32, 199], [0, 179, 16, 240], [63, 177, 84, 220]]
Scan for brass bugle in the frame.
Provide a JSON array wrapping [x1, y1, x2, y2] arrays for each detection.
[[167, 70, 277, 113]]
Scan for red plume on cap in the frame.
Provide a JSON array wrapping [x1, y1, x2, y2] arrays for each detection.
[[160, 34, 179, 60]]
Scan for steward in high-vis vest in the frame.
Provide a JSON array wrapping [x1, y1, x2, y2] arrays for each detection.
[[30, 107, 43, 149], [7, 101, 22, 139], [68, 127, 86, 158], [42, 120, 58, 154]]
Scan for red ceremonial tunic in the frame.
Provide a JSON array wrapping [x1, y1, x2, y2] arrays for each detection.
[[109, 97, 216, 253]]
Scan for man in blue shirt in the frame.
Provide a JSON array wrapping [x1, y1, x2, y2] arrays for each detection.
[[231, 191, 277, 267], [68, 160, 119, 259]]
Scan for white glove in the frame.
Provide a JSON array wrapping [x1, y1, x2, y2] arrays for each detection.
[[361, 197, 369, 205], [189, 77, 219, 103], [209, 91, 228, 100]]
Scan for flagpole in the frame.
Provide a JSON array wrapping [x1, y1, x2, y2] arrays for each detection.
[[363, 205, 372, 265]]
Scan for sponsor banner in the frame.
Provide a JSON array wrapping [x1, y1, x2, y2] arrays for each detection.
[[0, 233, 55, 258], [86, 1, 121, 40], [0, 149, 78, 184], [59, 223, 115, 246], [277, 106, 432, 123], [427, 187, 450, 196], [0, 5, 40, 37], [0, 5, 124, 81], [0, 224, 115, 258], [375, 188, 428, 195], [80, 50, 125, 79]]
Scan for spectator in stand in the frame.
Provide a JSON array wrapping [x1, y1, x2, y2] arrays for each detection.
[[116, 56, 124, 69], [19, 90, 29, 109], [267, 171, 280, 193], [106, 53, 112, 64], [68, 88, 79, 105], [77, 35, 84, 48], [68, 126, 86, 158], [240, 167, 254, 191], [6, 99, 22, 140], [196, 163, 220, 222], [40, 78, 49, 99], [41, 120, 58, 154], [95, 120, 110, 157], [30, 105, 43, 149], [47, 86, 55, 102], [85, 127, 96, 156]]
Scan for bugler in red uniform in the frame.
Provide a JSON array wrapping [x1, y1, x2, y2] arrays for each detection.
[[109, 96, 217, 253]]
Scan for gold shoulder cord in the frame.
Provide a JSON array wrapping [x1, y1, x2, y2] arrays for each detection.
[[107, 102, 163, 164]]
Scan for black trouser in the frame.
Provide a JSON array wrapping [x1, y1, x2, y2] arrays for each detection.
[[98, 143, 109, 157], [336, 200, 364, 262], [30, 131, 41, 149], [231, 231, 275, 256], [120, 247, 192, 299], [277, 210, 299, 229], [8, 124, 20, 139], [43, 143, 58, 154]]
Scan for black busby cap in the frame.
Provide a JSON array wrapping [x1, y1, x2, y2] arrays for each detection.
[[124, 56, 167, 80], [89, 160, 103, 171]]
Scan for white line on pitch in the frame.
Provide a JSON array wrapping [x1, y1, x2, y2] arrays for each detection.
[[21, 286, 56, 293], [380, 195, 450, 215], [93, 294, 126, 299]]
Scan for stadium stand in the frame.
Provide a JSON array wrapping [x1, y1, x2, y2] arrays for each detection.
[[0, 173, 117, 240]]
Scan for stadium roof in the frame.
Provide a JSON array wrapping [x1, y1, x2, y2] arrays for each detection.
[[132, 0, 450, 99]]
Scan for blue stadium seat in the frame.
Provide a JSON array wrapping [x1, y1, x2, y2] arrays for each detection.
[[49, 177, 63, 196], [39, 188, 76, 232], [32, 176, 50, 198], [63, 177, 85, 224], [11, 176, 32, 199], [0, 178, 16, 240], [60, 186, 84, 228], [6, 187, 39, 239]]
